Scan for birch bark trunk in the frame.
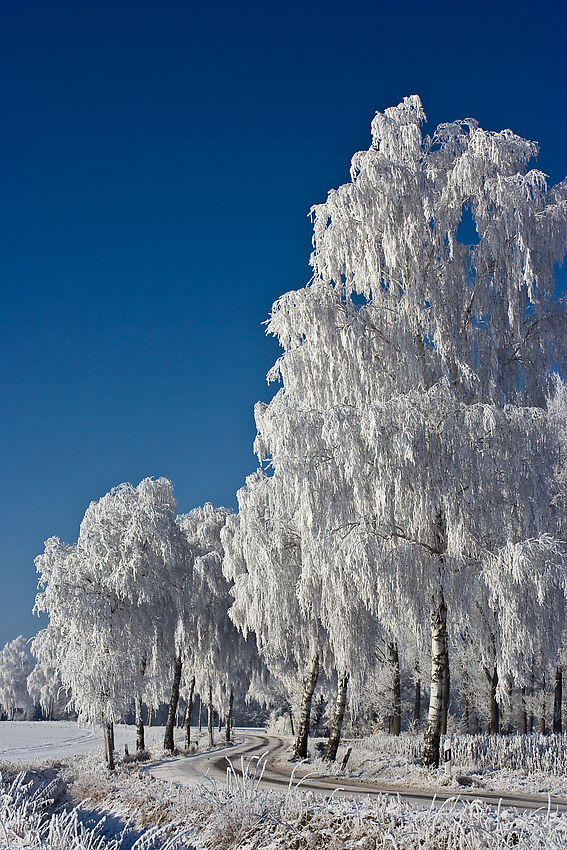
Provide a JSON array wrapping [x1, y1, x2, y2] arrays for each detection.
[[164, 654, 182, 751], [103, 722, 115, 770], [135, 695, 145, 751], [553, 667, 563, 734], [292, 654, 320, 760], [441, 636, 450, 735], [461, 669, 470, 733], [421, 592, 447, 767], [324, 672, 349, 761], [208, 684, 214, 747], [488, 667, 499, 734], [389, 642, 401, 736], [225, 689, 234, 744], [540, 670, 547, 735], [413, 664, 421, 724], [184, 674, 196, 749]]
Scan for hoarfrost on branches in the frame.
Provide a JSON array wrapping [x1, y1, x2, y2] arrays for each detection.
[[32, 478, 190, 728], [232, 96, 567, 765]]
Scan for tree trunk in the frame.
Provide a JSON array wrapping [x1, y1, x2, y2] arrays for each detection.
[[103, 722, 115, 770], [503, 677, 514, 734], [199, 694, 203, 731], [553, 667, 563, 734], [540, 668, 547, 735], [135, 695, 145, 751], [292, 653, 320, 760], [441, 634, 450, 735], [529, 666, 534, 732], [324, 672, 349, 761], [164, 654, 182, 751], [225, 689, 234, 744], [208, 685, 214, 747], [389, 642, 401, 736], [421, 593, 447, 768], [462, 668, 470, 733], [288, 706, 295, 736], [413, 666, 421, 724], [521, 685, 528, 735], [184, 675, 196, 749], [488, 667, 499, 734]]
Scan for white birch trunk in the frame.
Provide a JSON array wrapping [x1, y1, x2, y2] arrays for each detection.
[[292, 653, 320, 760], [184, 674, 196, 749], [207, 685, 214, 748], [135, 694, 145, 751], [421, 593, 447, 767], [324, 672, 349, 762]]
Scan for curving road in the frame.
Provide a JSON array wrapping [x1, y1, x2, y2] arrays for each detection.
[[143, 731, 567, 812]]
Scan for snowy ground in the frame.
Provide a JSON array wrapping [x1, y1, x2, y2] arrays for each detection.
[[3, 722, 567, 848], [0, 720, 186, 765]]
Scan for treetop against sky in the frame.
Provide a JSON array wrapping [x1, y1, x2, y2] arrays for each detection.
[[0, 0, 566, 649]]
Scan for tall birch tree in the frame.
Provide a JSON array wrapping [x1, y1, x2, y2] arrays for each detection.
[[177, 504, 259, 745], [239, 96, 566, 766]]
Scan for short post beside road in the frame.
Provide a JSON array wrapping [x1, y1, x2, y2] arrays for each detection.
[[444, 742, 452, 778]]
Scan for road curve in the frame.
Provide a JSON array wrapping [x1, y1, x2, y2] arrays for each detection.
[[143, 731, 567, 813]]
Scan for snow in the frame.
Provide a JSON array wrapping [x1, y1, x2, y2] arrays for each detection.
[[0, 721, 182, 765], [3, 723, 567, 848]]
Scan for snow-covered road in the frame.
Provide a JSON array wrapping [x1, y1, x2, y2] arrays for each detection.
[[145, 731, 567, 813]]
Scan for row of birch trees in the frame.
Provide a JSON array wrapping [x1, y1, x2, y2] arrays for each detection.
[[31, 97, 567, 769], [32, 482, 259, 766]]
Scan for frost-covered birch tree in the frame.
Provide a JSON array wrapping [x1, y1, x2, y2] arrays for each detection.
[[238, 96, 566, 766], [222, 470, 380, 759], [33, 477, 190, 762], [222, 478, 333, 759], [175, 503, 259, 748]]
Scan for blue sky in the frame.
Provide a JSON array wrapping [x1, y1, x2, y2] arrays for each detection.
[[1, 0, 566, 649]]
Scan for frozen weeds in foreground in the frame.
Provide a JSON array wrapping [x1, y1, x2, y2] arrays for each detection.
[[3, 754, 567, 850]]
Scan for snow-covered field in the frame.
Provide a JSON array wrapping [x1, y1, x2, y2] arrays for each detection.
[[0, 720, 181, 765], [3, 722, 567, 848]]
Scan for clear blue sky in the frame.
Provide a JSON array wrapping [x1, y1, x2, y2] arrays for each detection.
[[1, 0, 566, 649]]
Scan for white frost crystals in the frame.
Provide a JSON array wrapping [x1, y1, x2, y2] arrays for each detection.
[[0, 636, 34, 721]]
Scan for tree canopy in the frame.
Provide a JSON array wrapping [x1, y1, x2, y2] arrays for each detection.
[[228, 95, 567, 765]]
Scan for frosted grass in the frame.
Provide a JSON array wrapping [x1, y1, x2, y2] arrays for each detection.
[[3, 750, 567, 849]]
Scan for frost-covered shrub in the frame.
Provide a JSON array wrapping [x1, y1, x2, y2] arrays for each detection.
[[448, 733, 567, 775], [0, 770, 114, 849], [196, 754, 306, 849], [350, 731, 567, 777]]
